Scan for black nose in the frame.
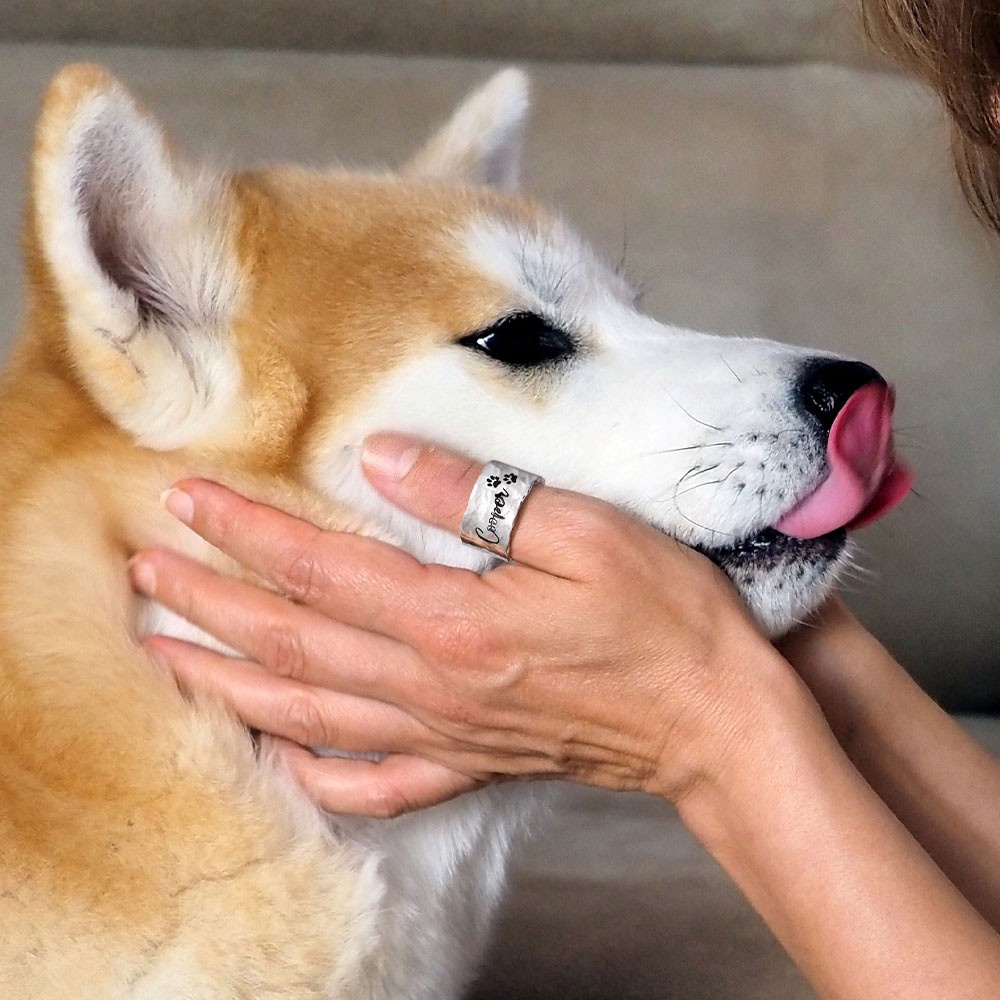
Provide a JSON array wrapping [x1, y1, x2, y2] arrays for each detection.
[[797, 359, 885, 431]]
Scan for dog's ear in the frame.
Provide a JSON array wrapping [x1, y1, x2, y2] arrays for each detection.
[[28, 64, 245, 450], [405, 68, 529, 190]]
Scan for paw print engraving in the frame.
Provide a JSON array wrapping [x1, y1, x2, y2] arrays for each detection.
[[502, 473, 518, 484], [486, 475, 501, 487]]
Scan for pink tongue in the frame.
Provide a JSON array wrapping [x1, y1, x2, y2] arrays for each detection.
[[775, 381, 913, 540]]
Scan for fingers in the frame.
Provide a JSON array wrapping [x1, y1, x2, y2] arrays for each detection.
[[361, 433, 626, 577], [131, 548, 412, 697], [146, 635, 423, 753], [273, 742, 484, 816], [159, 438, 636, 595], [159, 480, 475, 638], [148, 631, 491, 815]]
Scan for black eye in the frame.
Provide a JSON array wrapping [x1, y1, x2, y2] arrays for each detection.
[[457, 311, 575, 367]]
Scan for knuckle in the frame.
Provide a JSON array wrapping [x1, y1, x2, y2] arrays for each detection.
[[279, 690, 332, 747], [205, 496, 258, 560], [429, 689, 479, 731], [215, 510, 242, 551], [484, 650, 531, 694], [428, 613, 494, 667], [163, 570, 200, 621], [257, 620, 308, 680], [365, 781, 411, 819], [143, 554, 199, 619], [271, 541, 325, 604], [582, 506, 625, 549], [558, 501, 635, 576], [556, 499, 617, 548]]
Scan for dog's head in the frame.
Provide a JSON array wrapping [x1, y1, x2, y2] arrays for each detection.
[[27, 65, 910, 636]]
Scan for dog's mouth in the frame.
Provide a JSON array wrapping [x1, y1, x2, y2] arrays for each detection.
[[694, 380, 914, 617], [695, 524, 847, 579], [774, 381, 913, 540], [689, 524, 850, 639]]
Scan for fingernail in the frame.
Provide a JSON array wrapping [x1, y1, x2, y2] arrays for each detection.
[[129, 556, 157, 597], [161, 487, 194, 524], [361, 434, 423, 482]]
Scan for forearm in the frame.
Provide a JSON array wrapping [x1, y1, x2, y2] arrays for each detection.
[[675, 659, 1000, 1000], [781, 601, 1000, 930]]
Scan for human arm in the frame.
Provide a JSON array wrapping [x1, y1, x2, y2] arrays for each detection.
[[674, 670, 1000, 1000], [780, 597, 1000, 933], [130, 435, 1000, 999]]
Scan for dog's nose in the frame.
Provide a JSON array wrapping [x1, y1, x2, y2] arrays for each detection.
[[798, 359, 885, 431]]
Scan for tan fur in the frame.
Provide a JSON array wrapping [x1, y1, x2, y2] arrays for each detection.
[[0, 65, 532, 997]]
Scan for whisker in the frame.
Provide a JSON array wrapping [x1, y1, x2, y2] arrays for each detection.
[[891, 442, 935, 453], [676, 465, 705, 487], [660, 388, 725, 431], [673, 509, 735, 538], [671, 463, 740, 537], [720, 355, 743, 383], [615, 214, 631, 280], [687, 462, 722, 480], [839, 564, 878, 585], [908, 487, 935, 504], [650, 462, 702, 502], [642, 441, 734, 456], [673, 477, 727, 500]]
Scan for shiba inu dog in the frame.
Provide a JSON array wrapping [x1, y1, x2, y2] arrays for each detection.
[[0, 64, 911, 999]]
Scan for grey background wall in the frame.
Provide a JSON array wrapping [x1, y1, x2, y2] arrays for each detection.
[[0, 1, 873, 65]]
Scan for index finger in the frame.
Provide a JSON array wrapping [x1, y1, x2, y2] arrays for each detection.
[[161, 480, 477, 638], [361, 433, 623, 578]]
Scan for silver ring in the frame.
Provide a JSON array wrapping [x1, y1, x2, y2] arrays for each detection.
[[460, 461, 544, 561]]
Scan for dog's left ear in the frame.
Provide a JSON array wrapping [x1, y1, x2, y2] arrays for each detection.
[[405, 68, 529, 190]]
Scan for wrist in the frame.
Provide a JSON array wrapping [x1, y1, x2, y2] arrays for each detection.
[[644, 637, 819, 806], [674, 665, 840, 824], [668, 659, 852, 886]]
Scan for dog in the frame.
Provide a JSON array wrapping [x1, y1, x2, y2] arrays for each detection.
[[0, 64, 911, 998]]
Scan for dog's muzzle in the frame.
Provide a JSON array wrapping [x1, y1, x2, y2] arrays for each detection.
[[460, 460, 544, 561]]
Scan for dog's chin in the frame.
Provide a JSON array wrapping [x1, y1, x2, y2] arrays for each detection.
[[694, 528, 850, 639]]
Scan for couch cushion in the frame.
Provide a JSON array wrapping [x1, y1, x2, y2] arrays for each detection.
[[0, 1, 871, 66], [0, 43, 997, 708], [473, 784, 813, 1000]]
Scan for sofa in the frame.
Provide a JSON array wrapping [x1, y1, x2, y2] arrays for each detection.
[[1, 3, 997, 997]]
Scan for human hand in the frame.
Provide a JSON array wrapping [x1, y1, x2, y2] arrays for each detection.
[[129, 434, 789, 816]]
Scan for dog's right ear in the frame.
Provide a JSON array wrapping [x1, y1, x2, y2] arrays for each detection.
[[28, 64, 245, 450]]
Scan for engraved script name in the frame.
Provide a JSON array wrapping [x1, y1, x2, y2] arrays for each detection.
[[475, 488, 510, 545]]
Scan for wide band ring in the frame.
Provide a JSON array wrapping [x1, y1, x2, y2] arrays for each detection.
[[460, 461, 544, 561]]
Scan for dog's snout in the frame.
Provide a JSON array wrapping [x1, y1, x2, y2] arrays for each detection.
[[797, 359, 884, 431]]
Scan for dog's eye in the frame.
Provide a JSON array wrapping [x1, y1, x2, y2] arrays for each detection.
[[458, 312, 575, 367]]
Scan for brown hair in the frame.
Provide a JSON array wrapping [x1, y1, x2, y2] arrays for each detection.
[[861, 0, 1000, 233]]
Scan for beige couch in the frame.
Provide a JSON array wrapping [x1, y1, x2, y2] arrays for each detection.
[[1, 4, 998, 997]]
